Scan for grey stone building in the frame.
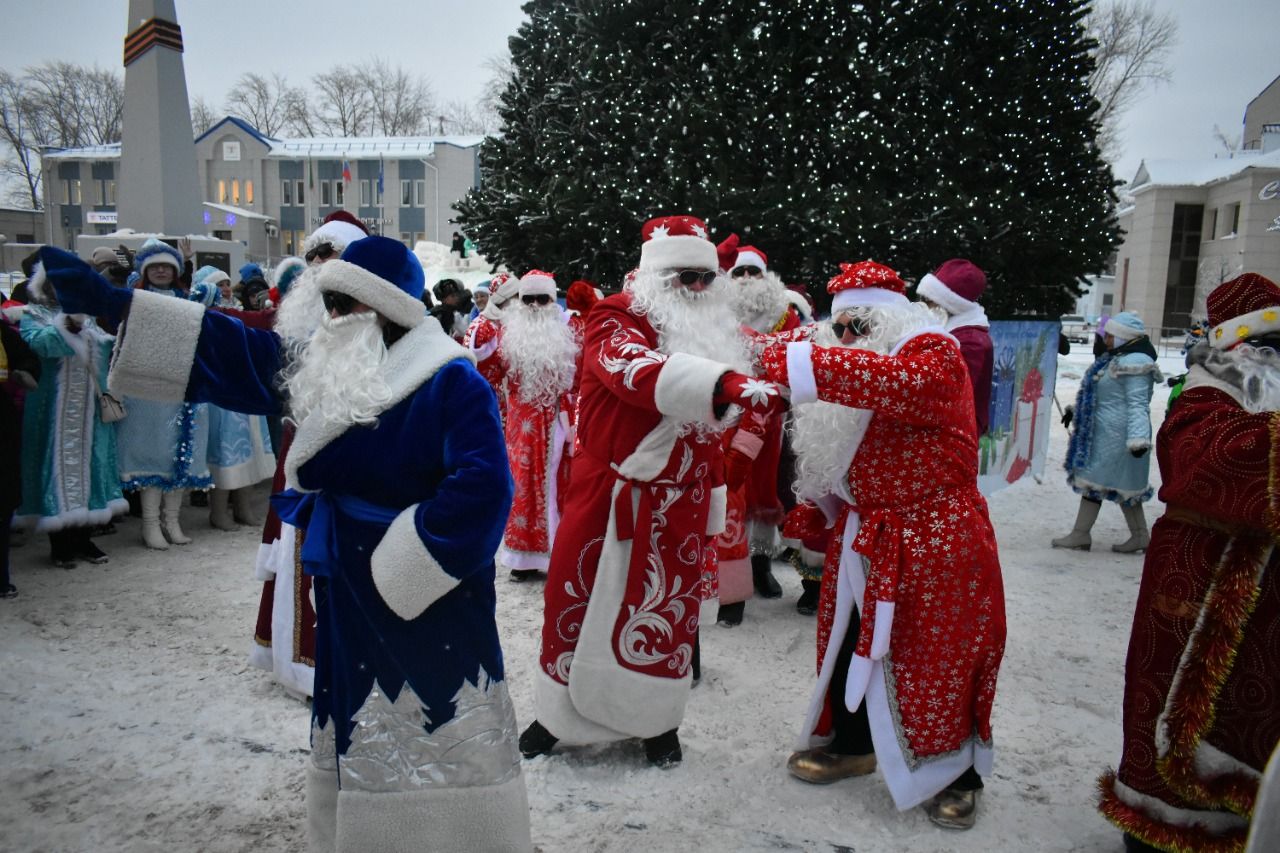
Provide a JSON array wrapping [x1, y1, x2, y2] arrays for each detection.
[[41, 116, 483, 264], [0, 206, 46, 273], [1114, 76, 1280, 334]]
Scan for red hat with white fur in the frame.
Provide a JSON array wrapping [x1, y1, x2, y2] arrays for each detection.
[[916, 258, 987, 315], [639, 215, 718, 272], [304, 211, 370, 255], [518, 269, 557, 298], [1208, 272, 1280, 348], [827, 261, 909, 315], [732, 245, 768, 273]]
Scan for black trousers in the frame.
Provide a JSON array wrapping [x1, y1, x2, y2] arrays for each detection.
[[827, 602, 983, 791]]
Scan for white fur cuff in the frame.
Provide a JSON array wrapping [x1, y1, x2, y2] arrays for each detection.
[[786, 342, 818, 404], [316, 259, 426, 331], [869, 601, 894, 659], [1126, 438, 1152, 453], [654, 351, 731, 425], [107, 289, 204, 401], [916, 273, 977, 317], [370, 504, 458, 621], [639, 236, 719, 272], [706, 484, 727, 536]]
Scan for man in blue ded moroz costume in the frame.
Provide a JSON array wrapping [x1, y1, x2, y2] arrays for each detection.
[[39, 236, 531, 852]]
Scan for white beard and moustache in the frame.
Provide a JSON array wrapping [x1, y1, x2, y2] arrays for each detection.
[[1222, 343, 1280, 413], [501, 303, 578, 405], [790, 322, 871, 501], [283, 310, 393, 428], [731, 270, 790, 332], [273, 264, 326, 356], [628, 269, 751, 372]]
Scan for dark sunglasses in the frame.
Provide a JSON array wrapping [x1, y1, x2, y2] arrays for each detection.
[[321, 290, 356, 315], [731, 266, 763, 278], [522, 294, 553, 306], [672, 270, 717, 286], [305, 242, 336, 263], [832, 317, 872, 339]]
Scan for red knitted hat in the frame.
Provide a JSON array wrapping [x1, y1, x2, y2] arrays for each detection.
[[916, 258, 986, 314], [1208, 272, 1280, 348]]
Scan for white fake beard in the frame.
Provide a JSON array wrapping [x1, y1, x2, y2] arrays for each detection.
[[835, 302, 939, 355], [731, 270, 790, 332], [284, 311, 392, 428], [790, 322, 871, 501], [629, 269, 751, 371], [1230, 344, 1280, 413], [501, 303, 578, 405], [273, 265, 326, 353]]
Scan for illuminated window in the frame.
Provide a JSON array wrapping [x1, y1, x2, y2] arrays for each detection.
[[245, 180, 254, 205], [232, 179, 241, 205], [218, 180, 226, 203]]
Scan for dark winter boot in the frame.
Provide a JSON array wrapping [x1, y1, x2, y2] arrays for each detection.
[[74, 529, 109, 565], [643, 728, 682, 768], [716, 601, 745, 627], [509, 569, 542, 583], [48, 530, 78, 569], [518, 720, 558, 758], [751, 553, 783, 598], [796, 579, 821, 615], [691, 632, 701, 686]]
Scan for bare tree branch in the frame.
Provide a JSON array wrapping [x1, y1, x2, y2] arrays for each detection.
[[0, 70, 47, 209], [312, 66, 373, 137], [358, 58, 434, 136], [190, 95, 217, 138], [1086, 0, 1177, 160], [224, 72, 299, 137]]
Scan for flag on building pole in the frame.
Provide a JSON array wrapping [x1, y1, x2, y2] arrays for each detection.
[[377, 156, 384, 200], [342, 159, 352, 184], [308, 156, 314, 189]]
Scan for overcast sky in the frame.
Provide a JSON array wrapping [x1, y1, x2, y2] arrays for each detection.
[[2, 0, 1278, 183]]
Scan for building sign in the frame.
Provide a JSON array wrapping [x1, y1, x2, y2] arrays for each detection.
[[223, 141, 241, 162], [86, 211, 118, 224], [1260, 180, 1280, 201]]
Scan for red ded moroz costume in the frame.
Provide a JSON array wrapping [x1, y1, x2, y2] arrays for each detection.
[[1099, 273, 1280, 853], [761, 261, 1006, 809]]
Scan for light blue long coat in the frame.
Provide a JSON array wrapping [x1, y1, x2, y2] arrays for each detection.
[[1066, 350, 1161, 505]]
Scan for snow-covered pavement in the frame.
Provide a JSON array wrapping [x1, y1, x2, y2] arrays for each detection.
[[0, 344, 1185, 852]]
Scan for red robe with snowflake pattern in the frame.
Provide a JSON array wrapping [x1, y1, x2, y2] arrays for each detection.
[[1098, 370, 1280, 853], [535, 293, 731, 743], [464, 314, 505, 419], [762, 331, 1006, 809]]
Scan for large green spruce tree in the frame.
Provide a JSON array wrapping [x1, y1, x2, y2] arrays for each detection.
[[458, 0, 1119, 317]]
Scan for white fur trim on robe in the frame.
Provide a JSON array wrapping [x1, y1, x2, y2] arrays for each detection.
[[286, 318, 472, 491], [371, 503, 459, 621], [564, 481, 693, 740], [332, 772, 531, 853], [653, 351, 733, 426], [107, 289, 205, 401]]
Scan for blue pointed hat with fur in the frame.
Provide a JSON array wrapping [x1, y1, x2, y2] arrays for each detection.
[[312, 235, 426, 329]]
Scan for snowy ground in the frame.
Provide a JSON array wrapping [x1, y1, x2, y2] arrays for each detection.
[[0, 344, 1187, 853]]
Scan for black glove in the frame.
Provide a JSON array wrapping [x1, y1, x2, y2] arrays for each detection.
[[39, 246, 133, 324], [1061, 406, 1074, 429], [1130, 447, 1148, 458]]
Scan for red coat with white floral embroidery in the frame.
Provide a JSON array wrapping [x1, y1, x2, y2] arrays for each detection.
[[536, 293, 730, 742], [463, 314, 505, 416], [762, 333, 1006, 763]]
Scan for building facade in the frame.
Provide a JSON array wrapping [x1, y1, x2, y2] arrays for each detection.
[[1114, 77, 1280, 334], [40, 116, 483, 264], [0, 206, 46, 273]]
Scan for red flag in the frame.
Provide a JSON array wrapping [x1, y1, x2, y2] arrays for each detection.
[[342, 160, 352, 183]]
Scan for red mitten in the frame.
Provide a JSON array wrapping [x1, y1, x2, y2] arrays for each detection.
[[717, 371, 787, 416], [783, 503, 828, 541]]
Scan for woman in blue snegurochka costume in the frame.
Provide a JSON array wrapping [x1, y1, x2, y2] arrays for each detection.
[[115, 239, 211, 550], [1053, 311, 1162, 554]]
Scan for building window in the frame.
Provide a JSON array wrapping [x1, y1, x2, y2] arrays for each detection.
[[1207, 208, 1218, 239], [414, 180, 426, 207], [97, 179, 107, 205], [414, 231, 425, 245], [1163, 203, 1203, 330], [400, 180, 411, 206], [63, 179, 82, 205], [232, 179, 241, 206], [217, 180, 226, 204], [400, 231, 412, 246], [214, 230, 232, 241], [246, 180, 254, 205], [281, 180, 292, 206], [334, 180, 344, 206], [295, 180, 305, 205], [1226, 202, 1241, 237], [105, 180, 116, 205], [321, 181, 331, 206], [360, 180, 370, 207]]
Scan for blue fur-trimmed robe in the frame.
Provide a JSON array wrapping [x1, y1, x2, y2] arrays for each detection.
[[107, 290, 530, 853]]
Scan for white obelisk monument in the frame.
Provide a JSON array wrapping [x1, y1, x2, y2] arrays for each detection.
[[116, 0, 204, 235]]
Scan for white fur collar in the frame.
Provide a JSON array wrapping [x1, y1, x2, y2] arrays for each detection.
[[783, 290, 813, 321], [944, 304, 989, 331], [285, 316, 475, 491]]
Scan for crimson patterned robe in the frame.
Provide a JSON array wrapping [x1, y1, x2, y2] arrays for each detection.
[[762, 330, 1006, 809], [497, 374, 575, 572], [1098, 368, 1280, 853], [535, 293, 732, 742], [464, 314, 505, 420]]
